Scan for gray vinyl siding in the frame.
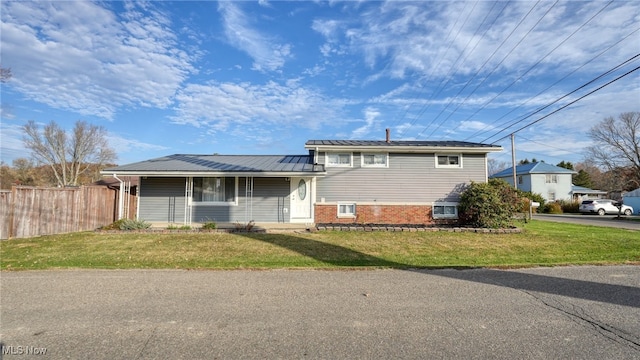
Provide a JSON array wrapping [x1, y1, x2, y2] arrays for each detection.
[[140, 177, 291, 223], [139, 177, 186, 223], [192, 177, 290, 223], [316, 152, 487, 202]]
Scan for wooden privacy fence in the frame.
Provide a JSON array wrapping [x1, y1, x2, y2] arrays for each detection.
[[1, 185, 135, 239]]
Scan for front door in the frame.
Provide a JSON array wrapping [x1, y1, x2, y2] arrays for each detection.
[[290, 177, 312, 222]]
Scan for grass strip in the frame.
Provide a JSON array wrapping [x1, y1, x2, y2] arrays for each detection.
[[1, 220, 638, 270]]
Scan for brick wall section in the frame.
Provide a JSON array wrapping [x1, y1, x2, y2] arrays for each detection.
[[315, 204, 434, 225]]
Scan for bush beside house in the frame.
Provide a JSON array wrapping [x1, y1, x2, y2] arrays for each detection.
[[458, 179, 522, 229]]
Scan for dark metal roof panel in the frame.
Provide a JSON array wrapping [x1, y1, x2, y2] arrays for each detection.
[[104, 154, 318, 173], [305, 140, 501, 148]]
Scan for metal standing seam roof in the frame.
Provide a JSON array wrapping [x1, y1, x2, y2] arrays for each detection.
[[103, 154, 320, 174], [305, 140, 501, 148], [571, 185, 607, 194], [491, 162, 577, 178]]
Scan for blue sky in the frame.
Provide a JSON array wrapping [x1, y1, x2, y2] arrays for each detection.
[[1, 1, 639, 167]]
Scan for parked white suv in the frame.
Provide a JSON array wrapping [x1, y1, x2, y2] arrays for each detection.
[[579, 199, 634, 216]]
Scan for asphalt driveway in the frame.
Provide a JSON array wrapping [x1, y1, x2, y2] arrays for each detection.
[[534, 213, 640, 230], [2, 267, 639, 359]]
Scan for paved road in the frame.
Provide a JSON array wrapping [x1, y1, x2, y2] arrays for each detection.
[[2, 267, 639, 359], [534, 213, 640, 230]]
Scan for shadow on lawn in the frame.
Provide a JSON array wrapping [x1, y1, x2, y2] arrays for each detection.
[[238, 232, 640, 309]]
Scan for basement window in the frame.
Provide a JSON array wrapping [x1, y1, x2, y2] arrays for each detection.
[[433, 202, 458, 219], [338, 203, 356, 218]]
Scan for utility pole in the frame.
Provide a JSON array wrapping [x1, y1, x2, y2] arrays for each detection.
[[511, 133, 517, 190]]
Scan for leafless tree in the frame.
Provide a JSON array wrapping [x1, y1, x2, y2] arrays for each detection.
[[487, 158, 509, 176], [22, 120, 117, 187], [0, 66, 11, 83], [586, 112, 640, 190]]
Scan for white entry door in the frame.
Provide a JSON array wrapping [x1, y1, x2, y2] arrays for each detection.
[[290, 177, 312, 222]]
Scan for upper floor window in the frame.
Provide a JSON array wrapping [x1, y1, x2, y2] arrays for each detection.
[[435, 154, 462, 168], [326, 153, 352, 167], [362, 153, 388, 168], [545, 174, 558, 183], [193, 177, 236, 204]]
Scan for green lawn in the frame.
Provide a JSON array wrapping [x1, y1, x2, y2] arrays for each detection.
[[1, 220, 638, 270]]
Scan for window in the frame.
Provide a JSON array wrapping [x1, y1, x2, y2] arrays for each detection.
[[338, 203, 356, 217], [433, 202, 458, 219], [518, 176, 523, 185], [326, 153, 352, 167], [362, 153, 388, 167], [548, 192, 556, 201], [193, 177, 236, 204], [435, 154, 462, 168], [545, 174, 558, 183]]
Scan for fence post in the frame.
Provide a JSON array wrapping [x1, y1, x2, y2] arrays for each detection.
[[9, 186, 16, 238]]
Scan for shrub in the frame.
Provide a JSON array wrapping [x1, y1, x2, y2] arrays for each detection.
[[458, 179, 519, 228], [559, 200, 580, 213], [544, 202, 563, 214], [117, 218, 151, 230], [201, 221, 217, 230]]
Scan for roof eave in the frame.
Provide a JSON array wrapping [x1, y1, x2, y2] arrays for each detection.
[[100, 170, 327, 177], [304, 145, 503, 153]]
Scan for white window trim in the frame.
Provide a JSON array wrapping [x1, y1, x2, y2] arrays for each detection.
[[435, 154, 463, 168], [361, 153, 389, 168], [337, 203, 356, 218], [432, 202, 459, 219], [545, 174, 558, 183], [325, 152, 353, 168], [192, 177, 239, 206]]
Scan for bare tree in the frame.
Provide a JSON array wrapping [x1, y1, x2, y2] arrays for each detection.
[[0, 66, 11, 83], [586, 112, 640, 190], [487, 158, 508, 176], [22, 120, 117, 187]]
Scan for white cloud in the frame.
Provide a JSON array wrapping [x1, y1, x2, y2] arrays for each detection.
[[0, 123, 27, 163], [350, 107, 381, 139], [108, 134, 169, 156], [312, 1, 639, 83], [0, 1, 194, 119], [218, 2, 292, 72], [171, 80, 348, 135]]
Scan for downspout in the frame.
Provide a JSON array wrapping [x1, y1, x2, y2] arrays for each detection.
[[112, 174, 124, 220]]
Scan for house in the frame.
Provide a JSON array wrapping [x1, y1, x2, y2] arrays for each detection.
[[570, 185, 607, 201], [101, 136, 502, 226], [490, 162, 576, 201], [623, 188, 640, 215]]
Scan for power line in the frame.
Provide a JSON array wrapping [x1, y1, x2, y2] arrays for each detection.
[[488, 64, 640, 144], [483, 55, 640, 142], [395, 1, 508, 138], [416, 0, 556, 139], [442, 0, 615, 139], [390, 1, 478, 135], [398, 1, 542, 139], [463, 26, 640, 141]]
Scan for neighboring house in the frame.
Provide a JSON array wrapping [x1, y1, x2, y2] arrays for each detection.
[[102, 138, 502, 226], [623, 188, 640, 215], [571, 185, 607, 201], [490, 162, 576, 201]]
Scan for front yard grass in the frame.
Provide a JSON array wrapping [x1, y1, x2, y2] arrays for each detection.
[[1, 220, 638, 270]]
